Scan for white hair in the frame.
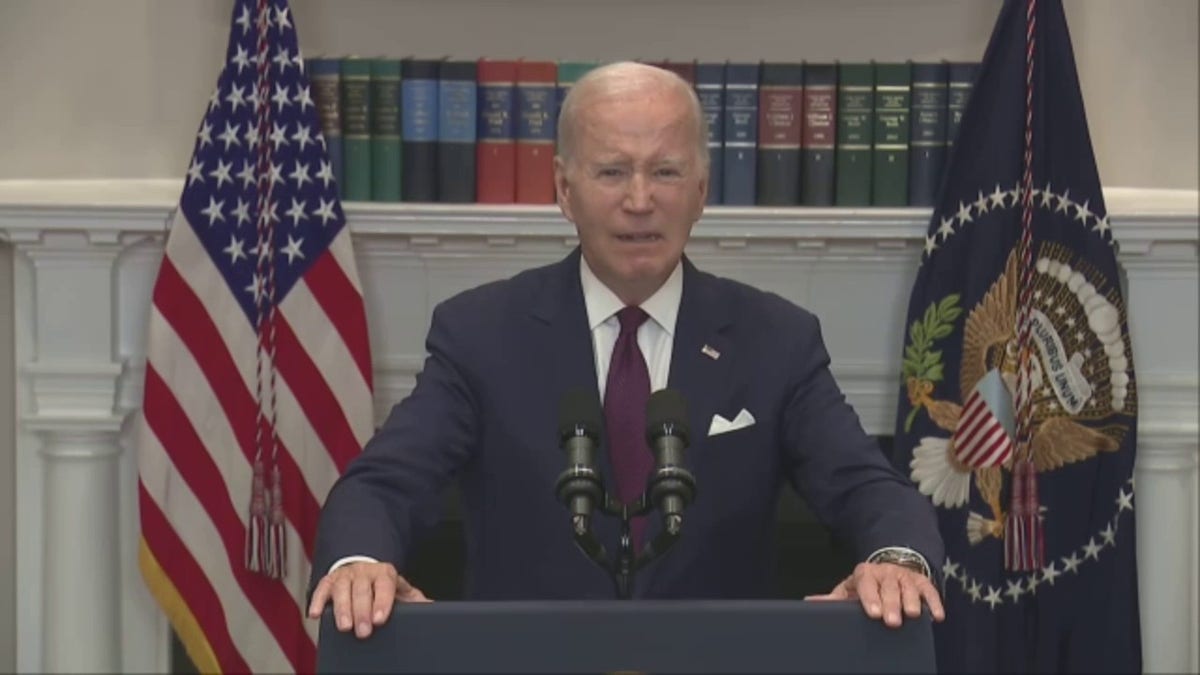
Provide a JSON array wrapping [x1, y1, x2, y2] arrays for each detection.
[[556, 61, 710, 172]]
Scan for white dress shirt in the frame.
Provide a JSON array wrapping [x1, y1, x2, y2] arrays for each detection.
[[579, 255, 683, 400]]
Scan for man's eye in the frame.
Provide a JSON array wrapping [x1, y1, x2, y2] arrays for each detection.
[[656, 168, 682, 178], [597, 168, 625, 178]]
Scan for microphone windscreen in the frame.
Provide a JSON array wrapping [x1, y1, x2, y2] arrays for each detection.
[[557, 387, 603, 440], [645, 388, 689, 441]]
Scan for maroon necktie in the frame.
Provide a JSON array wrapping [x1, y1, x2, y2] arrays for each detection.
[[603, 306, 653, 553]]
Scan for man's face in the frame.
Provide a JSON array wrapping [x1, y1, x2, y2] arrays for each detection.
[[555, 87, 708, 303]]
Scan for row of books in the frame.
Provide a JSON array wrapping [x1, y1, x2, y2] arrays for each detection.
[[307, 58, 980, 207]]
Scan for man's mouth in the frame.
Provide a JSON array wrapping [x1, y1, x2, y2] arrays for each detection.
[[616, 233, 662, 242]]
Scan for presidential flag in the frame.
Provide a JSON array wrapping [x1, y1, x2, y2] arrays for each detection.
[[137, 1, 374, 671], [893, 0, 1140, 671]]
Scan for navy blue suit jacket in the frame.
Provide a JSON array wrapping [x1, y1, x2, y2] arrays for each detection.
[[312, 250, 942, 599]]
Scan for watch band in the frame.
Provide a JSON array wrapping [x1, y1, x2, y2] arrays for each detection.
[[866, 546, 933, 579]]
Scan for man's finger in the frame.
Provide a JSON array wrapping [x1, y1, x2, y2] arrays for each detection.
[[901, 574, 925, 618], [920, 578, 946, 621], [876, 572, 903, 627], [307, 576, 331, 618], [853, 566, 883, 620], [371, 572, 398, 624], [351, 573, 376, 638], [330, 574, 354, 632]]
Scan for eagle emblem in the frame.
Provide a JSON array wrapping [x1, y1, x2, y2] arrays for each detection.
[[903, 241, 1136, 547]]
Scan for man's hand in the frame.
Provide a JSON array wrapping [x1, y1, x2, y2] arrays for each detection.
[[306, 561, 431, 638], [805, 562, 945, 628]]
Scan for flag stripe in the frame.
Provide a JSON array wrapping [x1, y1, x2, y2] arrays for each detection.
[[151, 256, 324, 555], [281, 268, 372, 449], [143, 365, 315, 671], [166, 214, 258, 397], [139, 488, 250, 674], [301, 241, 374, 390], [140, 432, 297, 672], [273, 315, 362, 471], [977, 426, 1013, 466], [146, 302, 326, 558], [141, 367, 314, 667]]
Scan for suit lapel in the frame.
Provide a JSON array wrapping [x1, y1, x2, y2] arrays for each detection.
[[668, 257, 737, 449], [528, 249, 624, 554], [638, 258, 737, 581]]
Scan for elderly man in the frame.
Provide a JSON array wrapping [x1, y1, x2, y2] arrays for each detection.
[[307, 61, 945, 638]]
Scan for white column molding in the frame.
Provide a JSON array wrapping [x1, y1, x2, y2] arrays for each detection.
[[6, 229, 128, 673], [28, 421, 124, 673], [1135, 433, 1199, 675], [1, 180, 1195, 672]]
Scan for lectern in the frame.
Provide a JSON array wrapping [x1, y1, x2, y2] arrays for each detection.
[[317, 599, 935, 673]]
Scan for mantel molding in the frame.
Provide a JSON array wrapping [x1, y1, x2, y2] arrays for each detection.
[[0, 179, 1195, 257]]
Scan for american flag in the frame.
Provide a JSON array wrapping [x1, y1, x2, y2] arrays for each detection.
[[137, 1, 373, 672]]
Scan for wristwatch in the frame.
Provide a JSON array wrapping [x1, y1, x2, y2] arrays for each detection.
[[866, 546, 932, 579]]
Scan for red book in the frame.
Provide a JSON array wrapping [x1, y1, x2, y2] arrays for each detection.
[[476, 59, 519, 203], [515, 60, 558, 204]]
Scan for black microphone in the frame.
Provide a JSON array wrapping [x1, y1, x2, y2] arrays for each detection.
[[554, 388, 604, 535], [644, 389, 697, 535]]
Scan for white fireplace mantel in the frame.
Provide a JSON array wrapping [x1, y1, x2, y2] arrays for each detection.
[[2, 179, 1197, 673]]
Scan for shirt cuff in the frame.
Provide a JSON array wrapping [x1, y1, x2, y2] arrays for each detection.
[[328, 555, 379, 576]]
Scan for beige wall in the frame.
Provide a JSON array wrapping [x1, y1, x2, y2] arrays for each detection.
[[0, 0, 1195, 189], [0, 244, 13, 674]]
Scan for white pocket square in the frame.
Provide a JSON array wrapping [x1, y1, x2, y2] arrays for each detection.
[[707, 409, 756, 437]]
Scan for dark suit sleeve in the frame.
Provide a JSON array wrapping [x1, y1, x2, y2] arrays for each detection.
[[309, 300, 480, 589], [779, 311, 944, 574]]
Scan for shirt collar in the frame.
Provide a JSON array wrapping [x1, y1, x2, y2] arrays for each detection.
[[580, 255, 683, 335]]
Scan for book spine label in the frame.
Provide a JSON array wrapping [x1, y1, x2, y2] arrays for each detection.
[[835, 63, 873, 206], [402, 71, 439, 202], [438, 66, 477, 203], [340, 59, 372, 202], [872, 63, 911, 206], [756, 70, 803, 206], [722, 64, 759, 206], [947, 62, 979, 150], [477, 62, 517, 204], [908, 63, 948, 207], [515, 65, 557, 204], [801, 64, 837, 206], [369, 60, 402, 202]]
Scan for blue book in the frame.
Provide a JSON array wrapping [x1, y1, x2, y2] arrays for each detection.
[[722, 62, 759, 206], [401, 58, 441, 202], [437, 60, 477, 203], [908, 62, 949, 206], [695, 62, 725, 205]]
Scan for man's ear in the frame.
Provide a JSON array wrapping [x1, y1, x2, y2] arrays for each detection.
[[554, 156, 574, 221]]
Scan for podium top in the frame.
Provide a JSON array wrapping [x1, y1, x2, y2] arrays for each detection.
[[317, 599, 936, 673]]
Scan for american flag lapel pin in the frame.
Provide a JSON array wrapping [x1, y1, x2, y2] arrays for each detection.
[[701, 344, 721, 360]]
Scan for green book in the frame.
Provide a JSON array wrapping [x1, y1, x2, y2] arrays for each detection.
[[340, 57, 372, 202], [369, 58, 402, 202], [871, 61, 911, 206], [835, 62, 873, 206]]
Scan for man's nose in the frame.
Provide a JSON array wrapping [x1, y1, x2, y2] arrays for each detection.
[[622, 173, 654, 213]]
